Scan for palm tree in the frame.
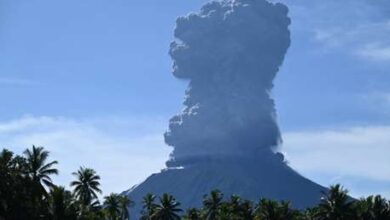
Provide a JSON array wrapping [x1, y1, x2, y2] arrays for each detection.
[[0, 149, 17, 192], [0, 149, 14, 172], [254, 198, 280, 220], [356, 196, 375, 220], [0, 149, 18, 217], [356, 195, 390, 219], [229, 195, 241, 214], [316, 184, 354, 220], [184, 208, 201, 220], [23, 145, 58, 218], [239, 200, 254, 220], [49, 186, 76, 220], [220, 195, 254, 220], [70, 167, 102, 206], [141, 193, 157, 219], [217, 202, 233, 220], [371, 195, 390, 219], [254, 199, 298, 220], [278, 201, 299, 219], [119, 195, 134, 220], [202, 190, 223, 220], [104, 193, 121, 220], [23, 145, 58, 193], [151, 193, 182, 220], [0, 149, 37, 219]]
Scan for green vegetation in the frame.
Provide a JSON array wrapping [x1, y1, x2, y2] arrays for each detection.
[[1, 146, 389, 220]]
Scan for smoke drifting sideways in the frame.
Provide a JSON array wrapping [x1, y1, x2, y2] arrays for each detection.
[[164, 0, 291, 166]]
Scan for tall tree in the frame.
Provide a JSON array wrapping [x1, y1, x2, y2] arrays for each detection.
[[151, 193, 182, 220], [254, 199, 298, 220], [316, 184, 354, 220], [238, 200, 254, 220], [371, 195, 390, 219], [104, 193, 121, 220], [226, 195, 254, 219], [355, 195, 390, 220], [0, 149, 32, 219], [141, 193, 157, 220], [49, 186, 77, 220], [254, 198, 279, 220], [0, 149, 16, 216], [119, 195, 134, 220], [23, 145, 58, 219], [70, 167, 102, 207], [183, 208, 201, 220], [203, 190, 223, 220], [23, 145, 58, 193]]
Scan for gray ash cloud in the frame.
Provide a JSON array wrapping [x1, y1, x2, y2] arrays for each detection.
[[164, 0, 291, 165]]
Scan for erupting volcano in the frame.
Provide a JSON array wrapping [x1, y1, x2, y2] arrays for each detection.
[[125, 0, 325, 217]]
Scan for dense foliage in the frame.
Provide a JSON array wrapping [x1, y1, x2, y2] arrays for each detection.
[[1, 146, 389, 220]]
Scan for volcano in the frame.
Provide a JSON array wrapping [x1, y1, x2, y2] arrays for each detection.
[[125, 0, 325, 217]]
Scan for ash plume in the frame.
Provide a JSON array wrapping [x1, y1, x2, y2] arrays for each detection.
[[164, 0, 291, 165], [126, 2, 325, 216]]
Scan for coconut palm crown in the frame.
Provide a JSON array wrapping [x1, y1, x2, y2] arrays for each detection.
[[23, 145, 58, 192], [70, 167, 102, 206]]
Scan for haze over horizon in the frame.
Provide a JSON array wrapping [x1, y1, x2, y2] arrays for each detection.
[[1, 0, 389, 199]]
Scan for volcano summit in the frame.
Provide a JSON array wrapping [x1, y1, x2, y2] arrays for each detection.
[[126, 0, 325, 216]]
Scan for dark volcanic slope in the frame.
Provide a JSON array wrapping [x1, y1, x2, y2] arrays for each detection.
[[126, 155, 325, 218]]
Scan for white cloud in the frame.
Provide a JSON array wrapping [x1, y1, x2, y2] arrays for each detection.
[[272, 0, 390, 62], [0, 78, 39, 86], [283, 126, 390, 198], [0, 116, 171, 196], [357, 44, 390, 61], [313, 21, 390, 62], [2, 116, 389, 198]]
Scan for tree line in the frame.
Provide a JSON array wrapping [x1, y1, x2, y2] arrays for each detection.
[[1, 146, 389, 220]]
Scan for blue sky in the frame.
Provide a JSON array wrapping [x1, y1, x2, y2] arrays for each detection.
[[1, 0, 389, 198]]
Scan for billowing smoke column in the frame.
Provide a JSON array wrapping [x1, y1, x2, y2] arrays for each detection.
[[165, 0, 290, 165], [126, 1, 325, 216]]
